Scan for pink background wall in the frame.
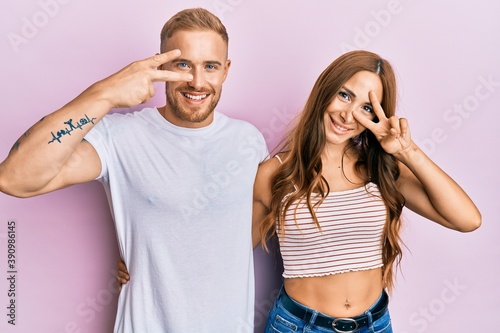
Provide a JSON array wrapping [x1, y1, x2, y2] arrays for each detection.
[[1, 1, 498, 332]]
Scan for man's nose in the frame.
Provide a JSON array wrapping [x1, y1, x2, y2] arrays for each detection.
[[187, 68, 205, 90]]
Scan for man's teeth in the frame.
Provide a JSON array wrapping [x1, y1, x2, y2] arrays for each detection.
[[184, 93, 207, 101]]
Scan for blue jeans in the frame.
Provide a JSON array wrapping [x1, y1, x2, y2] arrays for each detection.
[[264, 287, 392, 333]]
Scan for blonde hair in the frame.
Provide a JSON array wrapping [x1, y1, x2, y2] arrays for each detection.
[[160, 8, 228, 54]]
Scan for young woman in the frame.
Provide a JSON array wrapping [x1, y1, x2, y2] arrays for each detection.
[[252, 50, 481, 332]]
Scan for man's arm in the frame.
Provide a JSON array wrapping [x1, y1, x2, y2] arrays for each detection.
[[0, 51, 192, 198], [116, 257, 130, 291]]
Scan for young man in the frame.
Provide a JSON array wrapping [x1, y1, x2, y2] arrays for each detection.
[[0, 8, 267, 333]]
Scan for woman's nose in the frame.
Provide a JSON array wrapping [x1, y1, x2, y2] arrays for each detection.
[[340, 107, 355, 123]]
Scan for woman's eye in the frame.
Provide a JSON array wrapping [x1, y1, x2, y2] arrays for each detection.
[[338, 91, 349, 100], [363, 105, 374, 113]]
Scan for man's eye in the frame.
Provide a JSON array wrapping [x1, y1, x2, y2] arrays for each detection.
[[177, 63, 188, 68], [206, 64, 216, 70]]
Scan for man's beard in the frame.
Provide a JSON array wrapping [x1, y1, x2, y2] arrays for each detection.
[[165, 85, 221, 124]]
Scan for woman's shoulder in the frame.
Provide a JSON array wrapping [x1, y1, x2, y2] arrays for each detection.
[[258, 155, 281, 177], [260, 151, 291, 171], [253, 156, 281, 206]]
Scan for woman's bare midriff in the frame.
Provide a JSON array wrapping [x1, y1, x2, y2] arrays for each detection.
[[283, 268, 384, 318]]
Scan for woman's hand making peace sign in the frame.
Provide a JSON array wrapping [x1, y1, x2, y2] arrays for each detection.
[[353, 91, 413, 157]]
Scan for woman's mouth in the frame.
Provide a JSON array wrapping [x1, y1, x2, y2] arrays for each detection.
[[330, 116, 351, 133]]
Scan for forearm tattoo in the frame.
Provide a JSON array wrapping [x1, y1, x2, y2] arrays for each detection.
[[9, 130, 31, 153], [48, 114, 97, 144], [9, 141, 21, 153]]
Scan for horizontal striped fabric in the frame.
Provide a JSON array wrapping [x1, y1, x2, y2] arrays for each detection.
[[278, 182, 387, 278]]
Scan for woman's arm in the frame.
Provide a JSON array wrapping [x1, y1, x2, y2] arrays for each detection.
[[395, 145, 481, 232], [354, 91, 481, 232], [252, 158, 279, 249]]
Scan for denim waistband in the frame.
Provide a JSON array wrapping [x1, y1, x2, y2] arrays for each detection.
[[279, 287, 389, 332]]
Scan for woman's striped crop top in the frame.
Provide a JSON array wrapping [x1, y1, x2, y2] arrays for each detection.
[[277, 182, 387, 278]]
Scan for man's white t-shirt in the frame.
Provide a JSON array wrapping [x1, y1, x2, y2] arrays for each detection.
[[85, 108, 268, 332]]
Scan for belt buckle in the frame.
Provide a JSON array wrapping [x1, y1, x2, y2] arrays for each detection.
[[332, 317, 358, 333]]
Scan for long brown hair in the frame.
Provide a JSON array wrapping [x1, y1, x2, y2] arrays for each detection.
[[260, 50, 405, 291]]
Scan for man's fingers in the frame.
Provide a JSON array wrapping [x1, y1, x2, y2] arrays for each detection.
[[131, 50, 193, 83], [147, 49, 182, 67], [117, 276, 128, 284], [147, 50, 193, 82], [117, 270, 128, 278], [150, 69, 193, 83]]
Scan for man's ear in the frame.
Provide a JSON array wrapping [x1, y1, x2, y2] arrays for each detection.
[[223, 59, 231, 81]]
